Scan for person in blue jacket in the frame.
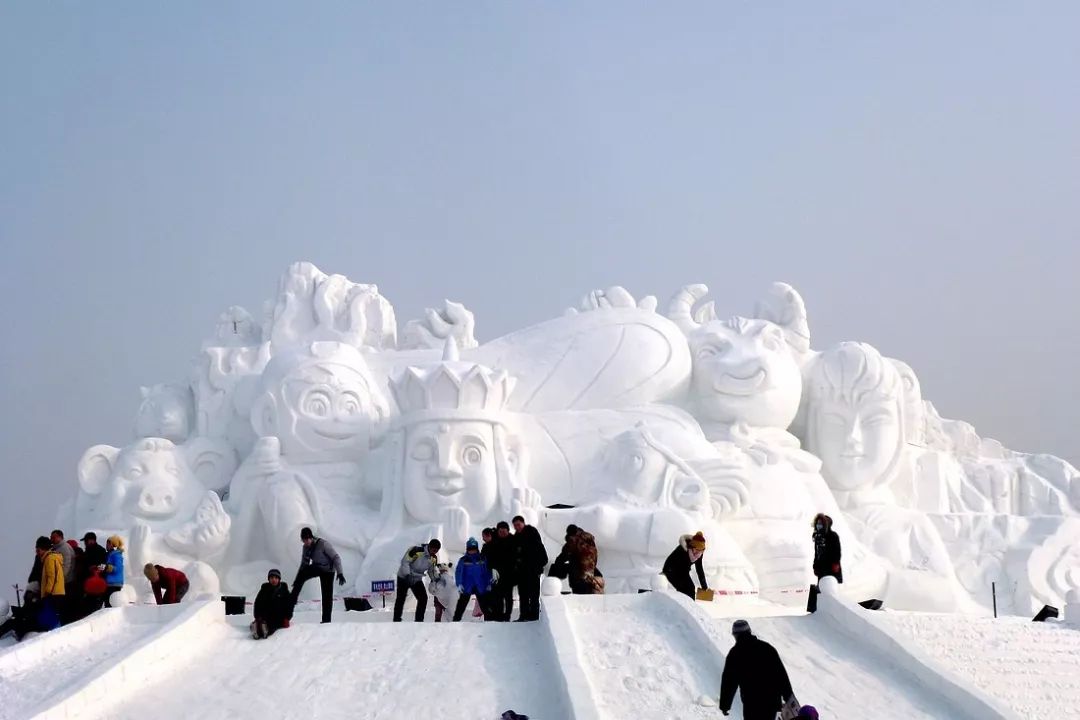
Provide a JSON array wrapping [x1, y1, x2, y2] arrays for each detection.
[[103, 535, 126, 607], [453, 537, 494, 621]]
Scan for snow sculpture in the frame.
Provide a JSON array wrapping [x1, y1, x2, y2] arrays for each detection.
[[543, 422, 758, 594], [135, 384, 195, 444], [73, 436, 235, 597], [267, 261, 396, 353], [58, 261, 1080, 614], [668, 285, 802, 440], [358, 341, 537, 588], [225, 341, 388, 588]]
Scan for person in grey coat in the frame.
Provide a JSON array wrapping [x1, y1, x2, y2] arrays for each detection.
[[393, 539, 441, 622], [290, 527, 345, 624]]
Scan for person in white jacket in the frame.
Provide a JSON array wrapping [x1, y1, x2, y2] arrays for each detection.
[[394, 539, 441, 622]]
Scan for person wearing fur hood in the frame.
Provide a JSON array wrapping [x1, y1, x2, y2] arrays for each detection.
[[811, 513, 842, 583], [661, 531, 708, 599]]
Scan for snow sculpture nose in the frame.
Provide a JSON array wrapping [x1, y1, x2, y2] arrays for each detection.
[[844, 420, 864, 455], [137, 484, 177, 516]]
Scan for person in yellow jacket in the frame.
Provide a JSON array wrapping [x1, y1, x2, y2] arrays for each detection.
[[36, 536, 65, 630]]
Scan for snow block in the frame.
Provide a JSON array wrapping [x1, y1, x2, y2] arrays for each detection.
[[815, 588, 1024, 720], [27, 596, 225, 720], [540, 595, 603, 720]]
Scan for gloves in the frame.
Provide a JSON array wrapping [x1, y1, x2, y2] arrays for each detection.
[[337, 573, 346, 586], [281, 618, 290, 628], [831, 563, 840, 573], [457, 586, 465, 594], [491, 569, 500, 584], [721, 711, 730, 716]]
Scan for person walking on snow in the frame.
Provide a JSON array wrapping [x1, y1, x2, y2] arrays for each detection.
[[811, 513, 842, 584], [512, 515, 548, 621], [453, 537, 494, 621], [145, 564, 190, 605], [719, 619, 794, 720], [394, 538, 441, 622], [291, 527, 345, 624], [661, 531, 709, 600], [251, 568, 294, 639]]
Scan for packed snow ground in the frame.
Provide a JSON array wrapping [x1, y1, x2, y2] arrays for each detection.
[[876, 611, 1080, 720], [111, 608, 571, 720]]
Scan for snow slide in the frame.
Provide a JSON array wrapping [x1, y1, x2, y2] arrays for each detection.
[[0, 606, 172, 719], [108, 610, 571, 720]]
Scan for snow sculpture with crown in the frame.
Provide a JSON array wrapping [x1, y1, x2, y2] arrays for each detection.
[[357, 340, 539, 589]]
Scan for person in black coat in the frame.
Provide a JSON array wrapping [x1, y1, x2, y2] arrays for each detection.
[[661, 531, 708, 599], [547, 524, 578, 581], [811, 513, 842, 583], [251, 568, 295, 639], [719, 619, 793, 719], [511, 515, 548, 622], [486, 522, 518, 620]]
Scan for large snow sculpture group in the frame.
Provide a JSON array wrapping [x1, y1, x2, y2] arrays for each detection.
[[57, 262, 1080, 614]]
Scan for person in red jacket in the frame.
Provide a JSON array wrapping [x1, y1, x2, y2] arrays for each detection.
[[143, 563, 190, 605]]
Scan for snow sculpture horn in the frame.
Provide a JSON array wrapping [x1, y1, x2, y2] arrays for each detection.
[[667, 284, 710, 333]]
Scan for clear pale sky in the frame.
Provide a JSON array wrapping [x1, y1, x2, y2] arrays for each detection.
[[2, 2, 1078, 590]]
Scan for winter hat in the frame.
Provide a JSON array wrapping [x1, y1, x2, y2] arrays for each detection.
[[797, 706, 819, 719], [731, 619, 751, 636], [67, 539, 79, 549], [466, 537, 479, 551], [107, 535, 124, 550], [268, 568, 282, 580], [688, 532, 706, 551], [81, 532, 97, 542], [300, 527, 314, 540]]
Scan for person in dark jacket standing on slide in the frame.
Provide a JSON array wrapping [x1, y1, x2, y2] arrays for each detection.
[[511, 515, 548, 621], [291, 527, 345, 624], [661, 531, 708, 599], [487, 522, 517, 620], [811, 513, 842, 583], [719, 619, 794, 719]]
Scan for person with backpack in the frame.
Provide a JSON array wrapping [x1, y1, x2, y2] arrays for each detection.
[[811, 513, 842, 583], [251, 568, 294, 639], [661, 531, 709, 600], [719, 619, 794, 719], [453, 537, 494, 621], [511, 515, 548, 621], [394, 538, 441, 622], [291, 527, 345, 624]]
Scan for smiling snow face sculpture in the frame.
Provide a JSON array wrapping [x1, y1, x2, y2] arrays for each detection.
[[251, 341, 388, 464], [668, 285, 802, 431], [803, 342, 904, 496]]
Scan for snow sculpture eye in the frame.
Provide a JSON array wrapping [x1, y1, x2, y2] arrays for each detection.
[[339, 391, 363, 416], [762, 328, 783, 352], [303, 390, 333, 418], [462, 445, 483, 466], [697, 341, 730, 359], [128, 465, 145, 479], [411, 441, 435, 461]]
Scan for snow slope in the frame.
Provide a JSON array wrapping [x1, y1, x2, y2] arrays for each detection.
[[0, 608, 164, 718], [109, 610, 571, 720], [876, 611, 1080, 720]]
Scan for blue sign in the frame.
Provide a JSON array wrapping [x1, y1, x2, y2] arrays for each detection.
[[371, 580, 395, 593]]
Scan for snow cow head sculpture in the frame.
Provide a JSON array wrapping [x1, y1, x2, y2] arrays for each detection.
[[668, 284, 802, 430], [803, 342, 905, 494], [75, 437, 236, 531], [251, 341, 389, 464], [387, 341, 523, 525], [135, 383, 195, 444]]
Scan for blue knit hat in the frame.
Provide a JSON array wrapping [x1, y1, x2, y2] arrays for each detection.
[[466, 537, 479, 551]]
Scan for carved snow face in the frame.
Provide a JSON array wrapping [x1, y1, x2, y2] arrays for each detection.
[[255, 343, 387, 463], [689, 318, 802, 429], [76, 438, 228, 530], [603, 432, 669, 502], [812, 397, 901, 491], [402, 420, 498, 522], [135, 384, 194, 444]]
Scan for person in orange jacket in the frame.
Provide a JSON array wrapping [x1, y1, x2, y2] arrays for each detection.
[[36, 536, 65, 630], [143, 563, 190, 605]]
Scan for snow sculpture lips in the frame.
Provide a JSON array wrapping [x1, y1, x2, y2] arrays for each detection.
[[711, 366, 769, 396]]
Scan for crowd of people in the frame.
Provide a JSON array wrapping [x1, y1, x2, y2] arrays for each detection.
[[0, 527, 190, 643]]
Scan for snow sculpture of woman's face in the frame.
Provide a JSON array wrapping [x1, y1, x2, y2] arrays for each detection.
[[805, 342, 904, 493], [402, 420, 499, 523], [688, 318, 803, 430], [253, 342, 387, 463]]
